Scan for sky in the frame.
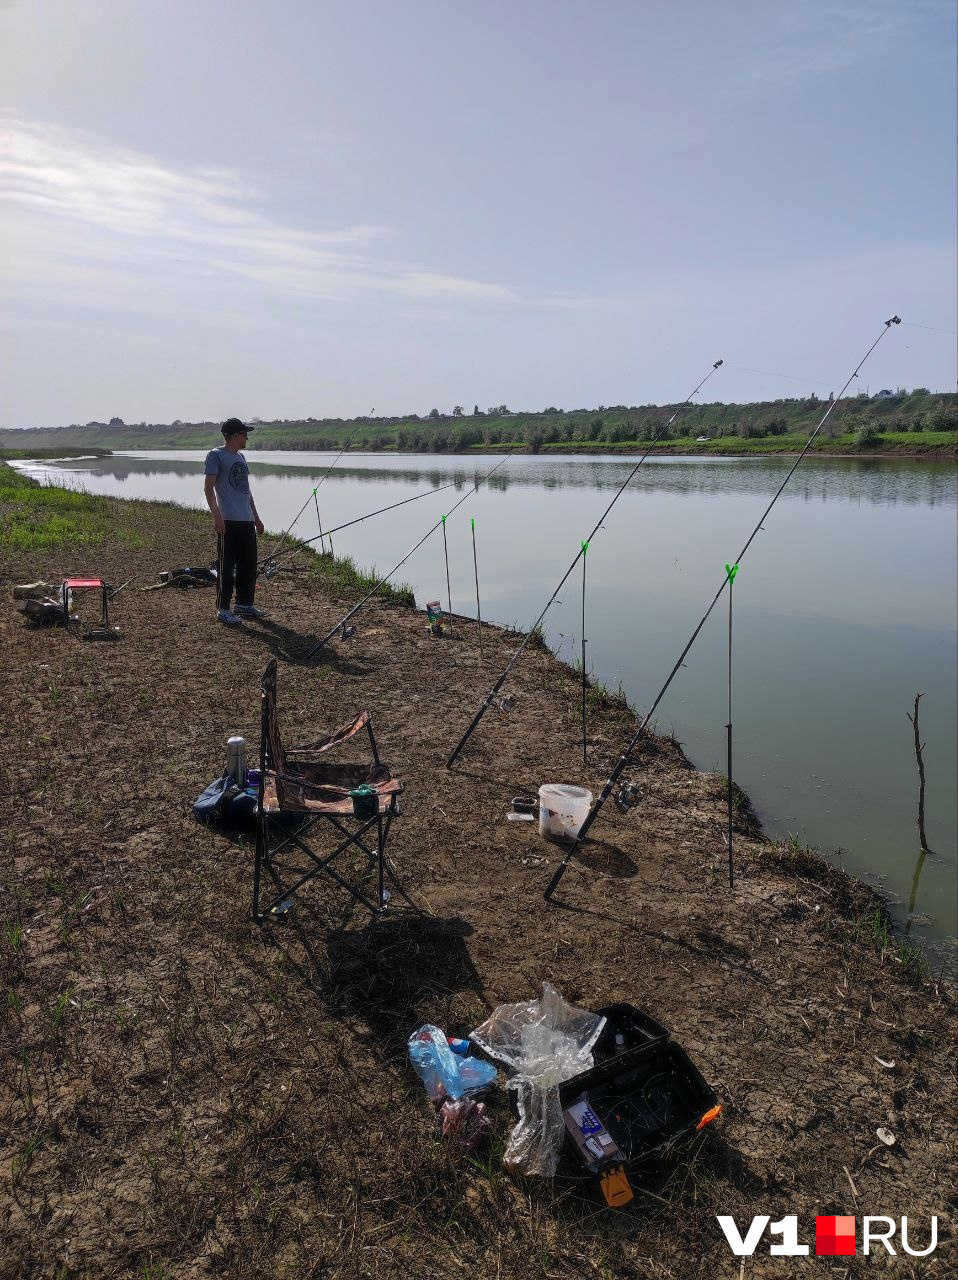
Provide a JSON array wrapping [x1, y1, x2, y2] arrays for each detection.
[[1, 0, 956, 427]]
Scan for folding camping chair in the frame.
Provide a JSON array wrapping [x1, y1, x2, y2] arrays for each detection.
[[252, 658, 404, 922]]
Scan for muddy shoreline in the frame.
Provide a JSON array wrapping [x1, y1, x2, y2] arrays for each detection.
[[2, 489, 955, 1277]]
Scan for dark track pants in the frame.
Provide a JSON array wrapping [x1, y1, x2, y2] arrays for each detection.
[[217, 520, 257, 611]]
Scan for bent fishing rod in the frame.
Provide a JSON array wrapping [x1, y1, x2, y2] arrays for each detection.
[[301, 451, 515, 660], [543, 315, 902, 900], [446, 358, 725, 768], [257, 477, 463, 574]]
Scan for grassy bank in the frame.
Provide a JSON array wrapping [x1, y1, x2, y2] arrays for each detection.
[[0, 460, 145, 554], [0, 463, 415, 607], [297, 547, 415, 609], [471, 428, 958, 457]]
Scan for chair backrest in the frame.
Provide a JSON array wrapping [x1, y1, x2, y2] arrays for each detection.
[[259, 658, 382, 794], [260, 658, 286, 775]]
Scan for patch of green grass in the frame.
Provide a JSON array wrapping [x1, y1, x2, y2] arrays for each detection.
[[571, 661, 633, 715], [526, 621, 549, 651], [50, 986, 75, 1027], [538, 429, 958, 456], [11, 1134, 44, 1185], [878, 429, 958, 449], [3, 922, 24, 951], [723, 777, 752, 814], [0, 462, 145, 551], [770, 833, 831, 879], [892, 938, 930, 980], [855, 906, 930, 983], [138, 1262, 172, 1280], [304, 548, 415, 607]]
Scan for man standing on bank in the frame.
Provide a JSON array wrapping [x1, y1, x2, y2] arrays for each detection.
[[204, 417, 267, 625]]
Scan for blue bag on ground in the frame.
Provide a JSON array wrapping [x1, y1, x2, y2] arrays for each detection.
[[408, 1025, 497, 1101], [193, 774, 257, 830], [193, 774, 236, 824]]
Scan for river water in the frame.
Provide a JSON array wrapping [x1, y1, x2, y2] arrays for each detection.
[[15, 449, 957, 965]]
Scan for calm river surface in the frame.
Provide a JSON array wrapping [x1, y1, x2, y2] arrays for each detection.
[[16, 450, 957, 965]]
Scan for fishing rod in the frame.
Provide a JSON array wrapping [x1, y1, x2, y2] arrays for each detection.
[[471, 517, 483, 662], [261, 421, 369, 567], [301, 451, 515, 660], [446, 358, 725, 769], [581, 540, 589, 765], [725, 561, 738, 890], [258, 478, 462, 573], [442, 515, 452, 616], [313, 489, 330, 557], [543, 315, 903, 900]]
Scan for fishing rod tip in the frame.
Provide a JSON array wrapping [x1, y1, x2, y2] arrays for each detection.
[[886, 315, 901, 326], [713, 359, 724, 368]]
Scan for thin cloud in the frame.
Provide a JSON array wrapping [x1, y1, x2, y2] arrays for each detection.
[[728, 0, 952, 94], [0, 114, 548, 308], [541, 290, 619, 311]]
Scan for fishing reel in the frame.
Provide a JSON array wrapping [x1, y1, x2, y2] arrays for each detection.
[[614, 779, 643, 814]]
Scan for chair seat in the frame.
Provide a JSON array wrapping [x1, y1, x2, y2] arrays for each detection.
[[262, 773, 402, 815]]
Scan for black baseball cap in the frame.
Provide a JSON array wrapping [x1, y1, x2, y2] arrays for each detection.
[[221, 417, 253, 438]]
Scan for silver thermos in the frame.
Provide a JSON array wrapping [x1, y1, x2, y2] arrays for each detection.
[[225, 736, 247, 786]]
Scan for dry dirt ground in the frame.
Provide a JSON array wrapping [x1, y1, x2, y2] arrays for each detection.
[[1, 495, 955, 1279]]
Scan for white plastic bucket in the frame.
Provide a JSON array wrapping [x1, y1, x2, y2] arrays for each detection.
[[538, 784, 593, 843]]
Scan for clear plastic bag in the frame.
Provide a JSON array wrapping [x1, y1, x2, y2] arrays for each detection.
[[470, 982, 605, 1176], [408, 1024, 498, 1102]]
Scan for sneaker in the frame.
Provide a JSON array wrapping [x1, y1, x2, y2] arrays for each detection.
[[217, 608, 242, 625], [235, 604, 269, 619]]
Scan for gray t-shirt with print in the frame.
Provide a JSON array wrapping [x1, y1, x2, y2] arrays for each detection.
[[204, 447, 254, 522]]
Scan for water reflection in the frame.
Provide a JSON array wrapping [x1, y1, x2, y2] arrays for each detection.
[[17, 450, 957, 508]]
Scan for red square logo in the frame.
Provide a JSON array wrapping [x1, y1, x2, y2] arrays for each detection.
[[816, 1215, 856, 1256]]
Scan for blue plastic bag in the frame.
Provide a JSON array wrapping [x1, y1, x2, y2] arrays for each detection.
[[408, 1025, 497, 1101]]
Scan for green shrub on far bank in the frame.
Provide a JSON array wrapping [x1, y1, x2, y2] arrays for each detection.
[[855, 423, 881, 448]]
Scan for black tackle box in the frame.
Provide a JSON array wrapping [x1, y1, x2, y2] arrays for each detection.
[[559, 1003, 721, 1172]]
